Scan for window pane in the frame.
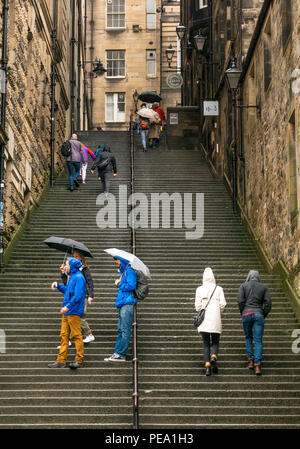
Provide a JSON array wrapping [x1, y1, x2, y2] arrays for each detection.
[[106, 94, 114, 121], [147, 0, 156, 13], [106, 50, 125, 77], [107, 0, 125, 28], [147, 50, 155, 59], [147, 60, 155, 76], [147, 13, 156, 28]]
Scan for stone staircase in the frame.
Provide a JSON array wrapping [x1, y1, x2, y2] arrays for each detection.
[[133, 135, 300, 428], [0, 130, 299, 428], [0, 131, 134, 428]]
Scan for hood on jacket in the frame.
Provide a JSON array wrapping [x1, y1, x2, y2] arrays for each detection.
[[67, 257, 82, 274], [96, 144, 105, 152], [114, 255, 131, 274], [246, 270, 261, 282], [203, 267, 216, 284]]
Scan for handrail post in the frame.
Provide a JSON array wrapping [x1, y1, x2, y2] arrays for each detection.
[[129, 113, 139, 429]]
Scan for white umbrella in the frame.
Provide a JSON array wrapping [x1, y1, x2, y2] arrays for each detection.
[[104, 248, 151, 279], [137, 108, 160, 124]]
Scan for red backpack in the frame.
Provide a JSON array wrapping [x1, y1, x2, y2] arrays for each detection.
[[140, 118, 150, 130]]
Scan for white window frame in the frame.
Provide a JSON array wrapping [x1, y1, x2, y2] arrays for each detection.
[[106, 0, 126, 29], [106, 50, 126, 78], [105, 92, 126, 122], [198, 0, 208, 9], [146, 0, 156, 29], [146, 49, 156, 76]]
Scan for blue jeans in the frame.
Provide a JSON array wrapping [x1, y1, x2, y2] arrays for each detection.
[[67, 161, 81, 188], [139, 130, 148, 149], [114, 303, 134, 357], [242, 312, 265, 364]]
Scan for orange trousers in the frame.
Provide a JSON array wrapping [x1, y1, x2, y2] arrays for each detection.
[[56, 315, 84, 364]]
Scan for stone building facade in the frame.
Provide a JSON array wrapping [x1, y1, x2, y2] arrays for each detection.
[[181, 0, 300, 313], [239, 0, 300, 298], [85, 0, 181, 130], [0, 0, 85, 262], [160, 0, 181, 108]]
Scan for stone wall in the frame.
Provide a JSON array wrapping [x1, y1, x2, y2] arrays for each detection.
[[241, 0, 300, 293], [0, 0, 83, 252], [166, 106, 200, 149]]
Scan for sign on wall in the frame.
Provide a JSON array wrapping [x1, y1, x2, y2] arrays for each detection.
[[203, 101, 219, 116], [169, 113, 179, 125], [166, 73, 183, 89]]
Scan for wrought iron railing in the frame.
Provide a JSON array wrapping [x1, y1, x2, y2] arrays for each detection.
[[129, 114, 139, 429]]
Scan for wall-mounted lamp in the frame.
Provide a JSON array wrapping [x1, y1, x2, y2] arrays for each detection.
[[225, 58, 242, 90], [193, 30, 207, 52], [166, 44, 175, 68], [176, 23, 186, 40], [92, 58, 107, 77]]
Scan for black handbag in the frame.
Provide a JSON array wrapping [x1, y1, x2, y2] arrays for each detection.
[[193, 285, 217, 327]]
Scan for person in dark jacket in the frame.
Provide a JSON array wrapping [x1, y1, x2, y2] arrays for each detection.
[[58, 250, 95, 345], [238, 270, 272, 375], [104, 256, 137, 362], [67, 134, 84, 191], [48, 258, 86, 369], [90, 144, 117, 195]]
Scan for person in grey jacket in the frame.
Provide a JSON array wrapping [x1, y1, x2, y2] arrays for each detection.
[[90, 145, 117, 195], [238, 270, 272, 375], [67, 134, 83, 191]]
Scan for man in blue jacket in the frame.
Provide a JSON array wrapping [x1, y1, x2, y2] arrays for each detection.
[[48, 257, 86, 369], [104, 256, 137, 362]]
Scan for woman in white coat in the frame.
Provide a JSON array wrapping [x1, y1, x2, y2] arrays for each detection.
[[195, 267, 226, 376]]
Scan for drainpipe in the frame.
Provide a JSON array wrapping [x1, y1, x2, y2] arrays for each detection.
[[209, 0, 213, 99], [77, 0, 82, 131], [83, 0, 87, 130], [0, 0, 9, 272], [50, 0, 57, 187], [89, 0, 95, 129], [159, 0, 163, 94], [71, 0, 76, 134]]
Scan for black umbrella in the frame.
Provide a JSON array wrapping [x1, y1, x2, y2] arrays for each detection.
[[138, 91, 162, 103], [43, 236, 93, 259]]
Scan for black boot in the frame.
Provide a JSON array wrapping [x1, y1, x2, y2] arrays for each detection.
[[205, 364, 211, 376], [210, 355, 218, 374]]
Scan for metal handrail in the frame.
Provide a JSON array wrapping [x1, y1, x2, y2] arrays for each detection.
[[129, 113, 139, 429]]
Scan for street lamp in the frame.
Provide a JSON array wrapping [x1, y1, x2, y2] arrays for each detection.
[[225, 58, 242, 213], [225, 58, 242, 90], [166, 44, 175, 68], [176, 23, 186, 40], [193, 30, 207, 52], [92, 58, 107, 77]]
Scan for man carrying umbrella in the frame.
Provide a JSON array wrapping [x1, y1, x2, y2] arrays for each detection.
[[48, 257, 86, 369], [104, 255, 137, 362]]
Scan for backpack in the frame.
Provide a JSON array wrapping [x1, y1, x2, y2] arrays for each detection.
[[124, 268, 149, 300], [140, 118, 150, 130], [134, 269, 149, 300], [60, 140, 72, 157], [97, 153, 111, 169]]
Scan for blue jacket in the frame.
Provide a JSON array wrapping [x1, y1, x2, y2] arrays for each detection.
[[56, 258, 86, 317], [115, 256, 137, 309]]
